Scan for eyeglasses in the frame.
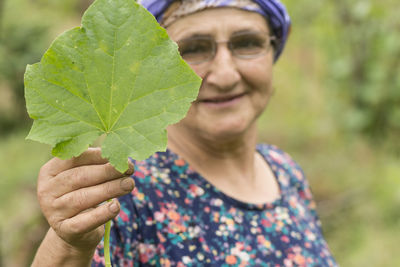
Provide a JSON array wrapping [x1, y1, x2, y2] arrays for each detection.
[[176, 31, 276, 65]]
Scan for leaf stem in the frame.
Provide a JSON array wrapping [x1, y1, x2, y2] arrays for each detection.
[[104, 200, 112, 267]]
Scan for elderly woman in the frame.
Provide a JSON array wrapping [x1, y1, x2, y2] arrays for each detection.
[[32, 0, 336, 266]]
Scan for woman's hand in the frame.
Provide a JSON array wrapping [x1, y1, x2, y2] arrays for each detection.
[[32, 148, 134, 266]]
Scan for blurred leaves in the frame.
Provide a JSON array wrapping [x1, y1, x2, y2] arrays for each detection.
[[0, 0, 93, 135], [326, 0, 400, 146], [285, 0, 400, 147], [0, 22, 50, 134]]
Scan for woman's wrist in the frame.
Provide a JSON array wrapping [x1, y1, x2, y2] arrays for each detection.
[[32, 228, 95, 267]]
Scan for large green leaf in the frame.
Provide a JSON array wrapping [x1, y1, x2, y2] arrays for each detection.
[[24, 0, 201, 172]]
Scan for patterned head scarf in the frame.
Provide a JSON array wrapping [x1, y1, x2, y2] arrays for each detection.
[[139, 0, 291, 61]]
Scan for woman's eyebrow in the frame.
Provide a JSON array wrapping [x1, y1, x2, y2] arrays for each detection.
[[179, 33, 213, 40], [177, 27, 265, 41]]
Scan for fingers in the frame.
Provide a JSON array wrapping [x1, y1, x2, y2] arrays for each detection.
[[41, 148, 108, 177], [56, 199, 121, 244], [48, 161, 134, 198], [36, 148, 135, 251], [51, 177, 134, 219]]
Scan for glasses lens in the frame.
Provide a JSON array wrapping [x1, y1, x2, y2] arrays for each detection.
[[230, 32, 268, 58], [177, 37, 213, 64]]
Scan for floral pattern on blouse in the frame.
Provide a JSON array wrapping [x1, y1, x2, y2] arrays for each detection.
[[92, 144, 337, 267]]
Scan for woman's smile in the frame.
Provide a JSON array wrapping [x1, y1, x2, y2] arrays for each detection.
[[197, 92, 247, 108]]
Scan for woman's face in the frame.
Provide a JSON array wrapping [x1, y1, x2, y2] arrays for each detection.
[[167, 8, 274, 141]]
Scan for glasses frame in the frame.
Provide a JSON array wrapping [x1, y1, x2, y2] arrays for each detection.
[[176, 31, 277, 65]]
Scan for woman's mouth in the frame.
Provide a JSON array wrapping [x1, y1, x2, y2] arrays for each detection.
[[199, 93, 246, 108]]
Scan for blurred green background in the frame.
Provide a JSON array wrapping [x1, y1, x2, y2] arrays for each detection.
[[0, 0, 399, 266]]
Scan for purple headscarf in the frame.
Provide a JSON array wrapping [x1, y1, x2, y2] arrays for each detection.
[[139, 0, 291, 61]]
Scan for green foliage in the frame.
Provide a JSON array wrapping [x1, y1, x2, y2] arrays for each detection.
[[321, 0, 400, 146], [283, 0, 400, 148], [24, 0, 201, 172], [0, 0, 88, 135], [0, 13, 50, 134]]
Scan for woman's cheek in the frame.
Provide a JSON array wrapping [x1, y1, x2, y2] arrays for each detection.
[[188, 64, 206, 79]]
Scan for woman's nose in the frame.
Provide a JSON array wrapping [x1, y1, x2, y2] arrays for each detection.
[[204, 44, 240, 90]]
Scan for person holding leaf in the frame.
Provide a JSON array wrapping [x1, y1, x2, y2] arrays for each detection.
[[31, 0, 337, 266]]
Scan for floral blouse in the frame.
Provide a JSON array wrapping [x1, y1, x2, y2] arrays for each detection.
[[92, 144, 337, 266]]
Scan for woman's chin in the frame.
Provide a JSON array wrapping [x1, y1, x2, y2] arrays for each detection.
[[203, 122, 251, 140]]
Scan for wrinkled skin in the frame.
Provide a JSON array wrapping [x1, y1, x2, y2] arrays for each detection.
[[32, 148, 134, 266]]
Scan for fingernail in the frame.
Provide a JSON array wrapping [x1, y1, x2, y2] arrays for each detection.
[[120, 178, 134, 191], [109, 200, 119, 213], [124, 161, 134, 175]]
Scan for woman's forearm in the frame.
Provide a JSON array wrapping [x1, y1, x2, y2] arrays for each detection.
[[32, 228, 94, 267]]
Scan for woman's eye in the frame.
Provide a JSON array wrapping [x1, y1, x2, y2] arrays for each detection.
[[179, 41, 210, 55], [233, 38, 264, 49]]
